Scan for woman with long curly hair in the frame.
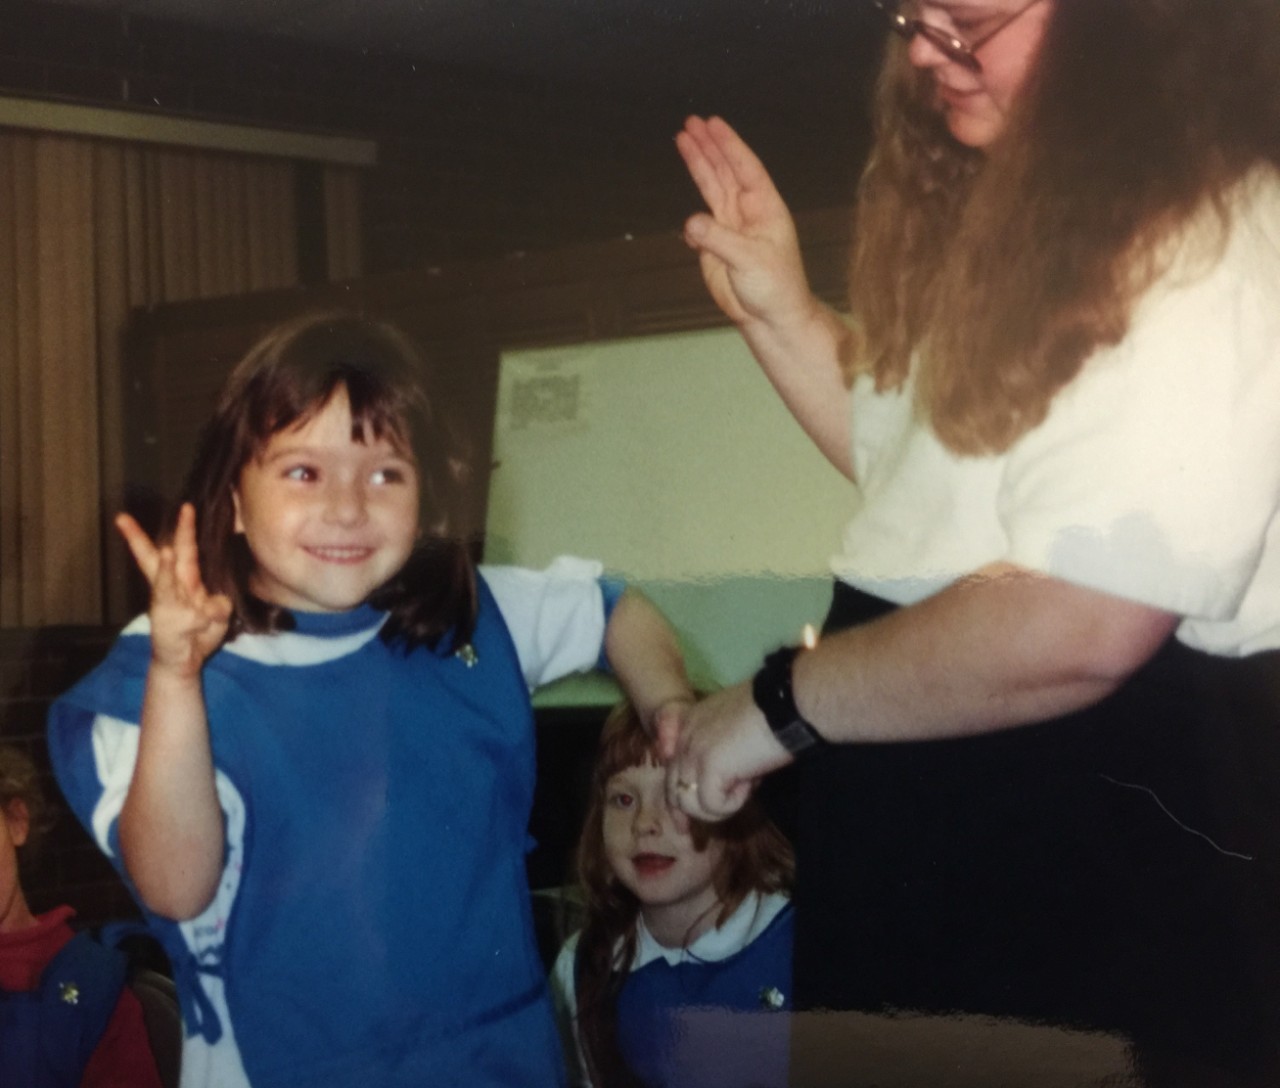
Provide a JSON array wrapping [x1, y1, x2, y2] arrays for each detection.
[[667, 0, 1280, 1081], [552, 701, 794, 1087]]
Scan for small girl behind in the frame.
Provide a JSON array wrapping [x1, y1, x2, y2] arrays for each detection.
[[47, 313, 693, 1088], [552, 701, 794, 1088]]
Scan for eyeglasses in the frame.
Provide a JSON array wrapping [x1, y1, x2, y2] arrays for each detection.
[[871, 0, 1046, 74]]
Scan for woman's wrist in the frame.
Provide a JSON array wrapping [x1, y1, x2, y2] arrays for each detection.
[[751, 646, 828, 756]]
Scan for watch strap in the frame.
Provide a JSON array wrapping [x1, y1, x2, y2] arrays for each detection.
[[752, 646, 826, 755]]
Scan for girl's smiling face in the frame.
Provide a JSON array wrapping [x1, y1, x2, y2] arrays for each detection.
[[603, 759, 724, 947], [233, 384, 420, 613], [906, 0, 1052, 148]]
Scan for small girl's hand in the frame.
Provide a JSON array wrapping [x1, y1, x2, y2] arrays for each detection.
[[650, 695, 696, 761], [116, 503, 232, 678]]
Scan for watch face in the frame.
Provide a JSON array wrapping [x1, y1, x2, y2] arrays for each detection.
[[775, 718, 819, 754]]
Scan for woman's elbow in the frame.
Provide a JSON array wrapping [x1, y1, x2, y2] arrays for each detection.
[[1072, 596, 1179, 689]]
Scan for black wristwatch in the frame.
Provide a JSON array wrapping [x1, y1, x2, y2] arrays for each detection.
[[752, 646, 827, 756]]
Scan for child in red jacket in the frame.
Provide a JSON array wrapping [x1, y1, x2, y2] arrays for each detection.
[[0, 744, 164, 1088]]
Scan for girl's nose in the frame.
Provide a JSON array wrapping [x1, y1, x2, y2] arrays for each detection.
[[633, 799, 663, 837], [323, 479, 367, 525]]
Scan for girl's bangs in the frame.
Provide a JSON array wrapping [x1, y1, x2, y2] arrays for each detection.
[[246, 354, 417, 458], [593, 706, 657, 786]]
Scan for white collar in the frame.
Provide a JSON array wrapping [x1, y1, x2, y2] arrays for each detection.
[[123, 612, 385, 667], [629, 891, 789, 971]]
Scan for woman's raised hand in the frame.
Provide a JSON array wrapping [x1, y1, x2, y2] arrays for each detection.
[[116, 503, 232, 677], [676, 116, 816, 332]]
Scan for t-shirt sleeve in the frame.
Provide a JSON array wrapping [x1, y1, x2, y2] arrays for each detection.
[[998, 185, 1280, 620], [46, 624, 151, 865], [47, 621, 249, 931], [481, 557, 621, 689], [549, 933, 592, 1088]]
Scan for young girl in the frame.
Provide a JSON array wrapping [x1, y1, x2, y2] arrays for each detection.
[[47, 312, 695, 1088], [1, 745, 164, 1088], [552, 701, 793, 1088]]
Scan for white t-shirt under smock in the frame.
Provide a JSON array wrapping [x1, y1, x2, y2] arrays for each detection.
[[832, 169, 1280, 657]]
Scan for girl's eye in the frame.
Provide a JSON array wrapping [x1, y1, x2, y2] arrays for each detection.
[[607, 791, 634, 810], [371, 466, 408, 485], [284, 465, 317, 482]]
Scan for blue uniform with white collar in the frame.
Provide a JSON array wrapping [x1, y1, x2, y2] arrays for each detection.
[[553, 892, 793, 1088], [49, 563, 617, 1088]]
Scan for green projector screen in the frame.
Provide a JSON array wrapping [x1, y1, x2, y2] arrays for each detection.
[[485, 327, 853, 706]]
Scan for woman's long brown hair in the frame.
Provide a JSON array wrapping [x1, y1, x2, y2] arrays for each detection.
[[572, 702, 794, 1087], [848, 0, 1280, 454], [177, 311, 477, 650]]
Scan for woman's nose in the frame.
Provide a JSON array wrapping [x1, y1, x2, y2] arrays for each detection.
[[907, 28, 950, 69]]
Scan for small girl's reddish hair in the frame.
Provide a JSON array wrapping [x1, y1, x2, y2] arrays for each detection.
[[178, 311, 477, 649]]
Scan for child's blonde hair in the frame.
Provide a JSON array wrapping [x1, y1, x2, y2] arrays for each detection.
[[572, 701, 793, 1086]]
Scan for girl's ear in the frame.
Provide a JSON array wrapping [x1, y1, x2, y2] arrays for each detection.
[[3, 799, 31, 848], [232, 487, 245, 534]]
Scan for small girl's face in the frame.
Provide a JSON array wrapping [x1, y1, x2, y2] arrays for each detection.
[[603, 758, 725, 945], [233, 385, 420, 613]]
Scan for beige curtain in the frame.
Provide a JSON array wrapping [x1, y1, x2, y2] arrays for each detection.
[[0, 131, 363, 626]]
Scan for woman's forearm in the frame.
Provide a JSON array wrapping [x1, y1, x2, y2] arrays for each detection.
[[737, 299, 856, 482], [665, 564, 1179, 820], [794, 564, 1179, 743]]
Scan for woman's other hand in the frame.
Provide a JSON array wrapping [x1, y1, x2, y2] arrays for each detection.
[[662, 683, 792, 821]]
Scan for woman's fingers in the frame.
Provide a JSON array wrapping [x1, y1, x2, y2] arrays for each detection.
[[684, 211, 764, 275], [667, 759, 746, 822], [676, 127, 730, 220], [704, 116, 775, 198]]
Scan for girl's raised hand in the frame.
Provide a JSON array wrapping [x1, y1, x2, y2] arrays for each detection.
[[116, 503, 232, 677], [676, 116, 815, 333]]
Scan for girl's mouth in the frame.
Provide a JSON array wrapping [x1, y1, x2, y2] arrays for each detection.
[[305, 546, 374, 564], [632, 853, 675, 877]]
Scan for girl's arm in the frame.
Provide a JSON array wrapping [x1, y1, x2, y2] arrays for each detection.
[[603, 589, 697, 738], [677, 115, 855, 480], [115, 504, 230, 920], [661, 564, 1177, 818]]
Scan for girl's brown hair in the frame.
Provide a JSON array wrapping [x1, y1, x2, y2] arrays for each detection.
[[0, 745, 55, 853], [179, 312, 477, 649], [848, 0, 1280, 454], [572, 701, 794, 1086]]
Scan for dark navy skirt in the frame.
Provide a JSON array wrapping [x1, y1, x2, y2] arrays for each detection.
[[782, 580, 1280, 1082]]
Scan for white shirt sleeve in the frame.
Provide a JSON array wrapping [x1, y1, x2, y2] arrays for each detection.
[[999, 174, 1280, 624], [549, 933, 592, 1088], [480, 557, 611, 689]]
